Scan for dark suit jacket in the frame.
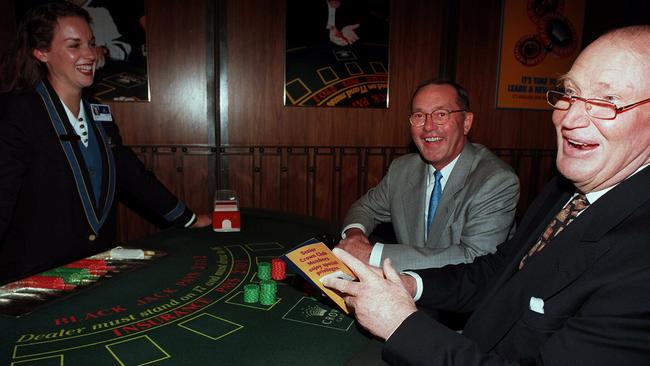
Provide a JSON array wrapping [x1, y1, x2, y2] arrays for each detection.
[[383, 167, 650, 365], [0, 81, 194, 283]]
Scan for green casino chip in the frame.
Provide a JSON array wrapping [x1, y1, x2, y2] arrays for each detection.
[[259, 280, 277, 305], [260, 279, 276, 293], [243, 283, 260, 303], [259, 292, 276, 305], [257, 262, 272, 280], [41, 267, 96, 285]]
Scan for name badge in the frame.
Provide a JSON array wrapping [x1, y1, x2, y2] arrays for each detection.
[[90, 103, 113, 122]]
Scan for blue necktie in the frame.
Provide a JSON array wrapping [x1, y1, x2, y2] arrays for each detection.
[[426, 170, 443, 235]]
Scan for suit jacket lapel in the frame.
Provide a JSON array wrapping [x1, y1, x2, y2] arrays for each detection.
[[427, 143, 475, 244], [401, 159, 428, 245], [83, 101, 116, 222], [531, 166, 650, 300], [463, 179, 573, 351]]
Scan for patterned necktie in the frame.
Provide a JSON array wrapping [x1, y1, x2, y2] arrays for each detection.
[[426, 170, 443, 235], [519, 193, 590, 269]]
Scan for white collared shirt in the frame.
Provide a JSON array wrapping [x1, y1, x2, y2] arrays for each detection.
[[62, 100, 90, 147]]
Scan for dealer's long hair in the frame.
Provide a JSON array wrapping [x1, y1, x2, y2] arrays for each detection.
[[0, 2, 91, 92]]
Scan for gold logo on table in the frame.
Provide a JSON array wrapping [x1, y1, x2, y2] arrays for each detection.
[[282, 297, 354, 331], [303, 305, 328, 317]]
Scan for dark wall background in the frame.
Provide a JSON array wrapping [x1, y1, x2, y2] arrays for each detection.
[[0, 0, 647, 241]]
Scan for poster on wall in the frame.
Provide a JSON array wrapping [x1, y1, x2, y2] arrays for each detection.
[[284, 0, 390, 108], [16, 0, 149, 102], [496, 0, 585, 110]]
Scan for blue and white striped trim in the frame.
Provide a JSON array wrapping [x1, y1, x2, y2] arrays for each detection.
[[85, 101, 116, 223], [163, 201, 187, 222]]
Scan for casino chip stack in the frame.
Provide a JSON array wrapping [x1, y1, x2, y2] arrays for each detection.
[[271, 258, 286, 280], [12, 275, 74, 291], [257, 262, 271, 281], [243, 284, 260, 303], [239, 261, 278, 306], [259, 280, 277, 305], [41, 267, 97, 286]]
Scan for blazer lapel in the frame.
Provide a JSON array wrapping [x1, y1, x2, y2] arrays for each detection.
[[401, 159, 428, 245], [463, 180, 573, 351], [83, 101, 116, 223], [530, 166, 650, 300], [427, 143, 475, 244]]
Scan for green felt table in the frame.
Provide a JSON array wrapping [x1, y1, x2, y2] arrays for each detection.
[[0, 209, 377, 366]]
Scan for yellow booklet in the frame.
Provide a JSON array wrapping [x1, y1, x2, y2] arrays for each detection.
[[282, 238, 356, 313]]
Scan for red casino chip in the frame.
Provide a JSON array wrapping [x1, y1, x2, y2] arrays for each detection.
[[65, 258, 110, 276], [12, 275, 76, 291], [514, 34, 547, 67], [271, 258, 286, 281]]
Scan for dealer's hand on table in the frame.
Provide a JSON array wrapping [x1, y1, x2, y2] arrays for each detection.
[[322, 248, 417, 340], [336, 228, 372, 264], [191, 213, 212, 228]]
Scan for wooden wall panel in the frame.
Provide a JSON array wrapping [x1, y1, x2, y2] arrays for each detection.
[[339, 150, 363, 220], [181, 148, 212, 207], [259, 150, 282, 208], [313, 149, 337, 219], [110, 0, 211, 241], [109, 0, 209, 146], [151, 149, 179, 192], [225, 150, 255, 208], [286, 149, 309, 214]]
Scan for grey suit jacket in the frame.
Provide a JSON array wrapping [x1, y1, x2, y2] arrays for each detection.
[[342, 142, 520, 270]]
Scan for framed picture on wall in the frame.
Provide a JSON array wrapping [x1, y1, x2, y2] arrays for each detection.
[[284, 0, 390, 108], [495, 0, 585, 110], [16, 0, 149, 102]]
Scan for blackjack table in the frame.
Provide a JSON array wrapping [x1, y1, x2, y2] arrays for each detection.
[[0, 209, 379, 366]]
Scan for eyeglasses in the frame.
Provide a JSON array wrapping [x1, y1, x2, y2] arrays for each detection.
[[408, 109, 466, 127], [546, 90, 650, 120]]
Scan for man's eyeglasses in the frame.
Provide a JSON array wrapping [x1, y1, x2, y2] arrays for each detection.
[[546, 90, 650, 120], [408, 109, 466, 127]]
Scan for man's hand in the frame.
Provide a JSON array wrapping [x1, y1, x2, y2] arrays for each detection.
[[322, 248, 417, 340], [341, 24, 360, 44], [191, 214, 212, 228], [336, 228, 372, 264], [328, 27, 349, 46]]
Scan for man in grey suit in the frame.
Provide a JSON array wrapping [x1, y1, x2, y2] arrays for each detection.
[[337, 80, 520, 270]]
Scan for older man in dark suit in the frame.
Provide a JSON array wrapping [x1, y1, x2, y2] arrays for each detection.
[[324, 25, 650, 365]]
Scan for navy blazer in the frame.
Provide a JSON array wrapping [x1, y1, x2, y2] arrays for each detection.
[[384, 167, 650, 365], [0, 81, 194, 283]]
